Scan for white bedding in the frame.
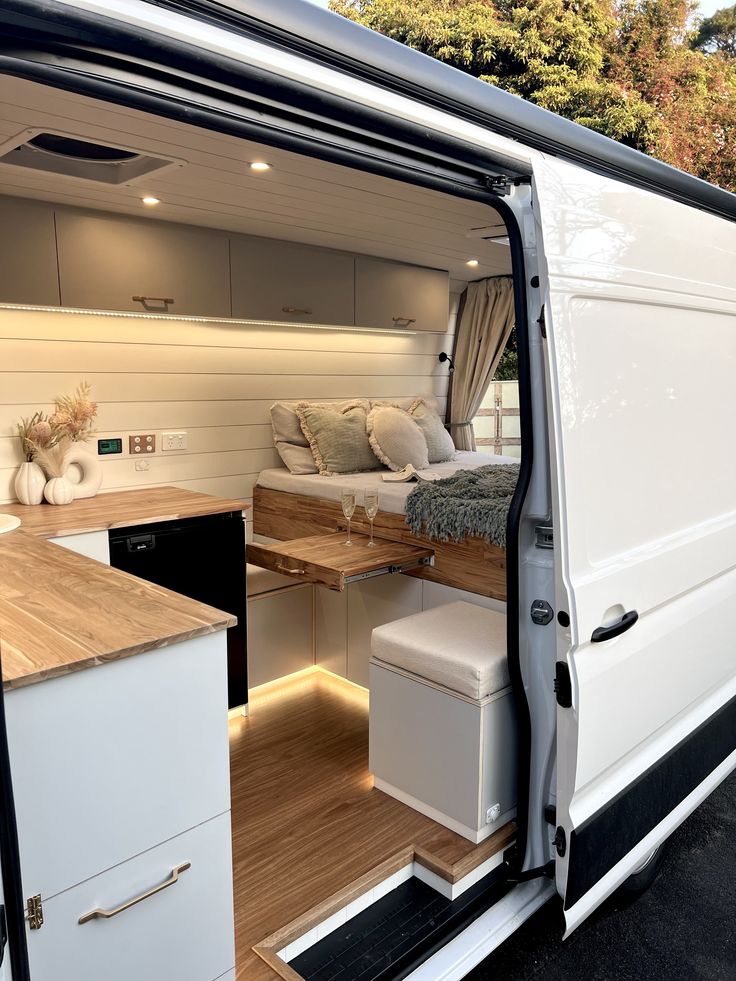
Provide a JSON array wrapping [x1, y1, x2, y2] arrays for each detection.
[[256, 451, 519, 516]]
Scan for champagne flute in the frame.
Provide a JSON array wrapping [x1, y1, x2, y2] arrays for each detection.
[[364, 490, 379, 547], [341, 489, 357, 546]]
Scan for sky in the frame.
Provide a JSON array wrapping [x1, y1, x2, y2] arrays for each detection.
[[304, 0, 727, 20]]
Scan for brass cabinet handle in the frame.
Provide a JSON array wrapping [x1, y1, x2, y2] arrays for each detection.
[[132, 295, 174, 308], [78, 862, 191, 924], [276, 563, 307, 575], [392, 316, 416, 326], [282, 306, 312, 315]]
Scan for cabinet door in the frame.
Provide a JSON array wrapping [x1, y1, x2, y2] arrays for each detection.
[[231, 234, 355, 325], [0, 197, 60, 305], [28, 813, 234, 981], [56, 210, 231, 317], [355, 256, 449, 332]]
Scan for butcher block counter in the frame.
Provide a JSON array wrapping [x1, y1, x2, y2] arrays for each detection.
[[0, 486, 250, 691]]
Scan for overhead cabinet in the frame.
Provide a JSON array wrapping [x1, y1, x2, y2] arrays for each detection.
[[56, 210, 231, 317], [230, 234, 355, 326], [0, 197, 60, 306], [355, 256, 449, 332]]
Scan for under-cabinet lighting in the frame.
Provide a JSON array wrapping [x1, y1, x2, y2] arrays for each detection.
[[0, 304, 432, 335], [141, 195, 160, 206], [466, 258, 479, 268], [249, 161, 271, 172]]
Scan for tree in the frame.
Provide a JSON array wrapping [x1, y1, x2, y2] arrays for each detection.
[[693, 5, 736, 57], [331, 0, 736, 191]]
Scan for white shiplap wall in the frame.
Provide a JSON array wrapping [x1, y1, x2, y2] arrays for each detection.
[[0, 306, 457, 507]]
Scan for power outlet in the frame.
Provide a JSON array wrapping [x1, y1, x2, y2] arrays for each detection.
[[162, 431, 188, 452], [129, 434, 156, 455]]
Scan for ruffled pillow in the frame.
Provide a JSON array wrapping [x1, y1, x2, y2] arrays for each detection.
[[367, 405, 429, 472], [409, 398, 456, 463], [296, 401, 380, 476]]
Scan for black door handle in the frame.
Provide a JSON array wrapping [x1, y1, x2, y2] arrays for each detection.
[[591, 610, 638, 643]]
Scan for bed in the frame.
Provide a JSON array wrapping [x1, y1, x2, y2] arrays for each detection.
[[253, 451, 518, 600]]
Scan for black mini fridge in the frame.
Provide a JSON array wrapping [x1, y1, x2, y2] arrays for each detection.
[[109, 510, 247, 710]]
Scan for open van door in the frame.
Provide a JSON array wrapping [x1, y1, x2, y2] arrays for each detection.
[[532, 154, 736, 933]]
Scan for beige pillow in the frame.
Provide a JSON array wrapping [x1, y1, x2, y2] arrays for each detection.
[[371, 395, 440, 414], [410, 398, 456, 463], [367, 405, 429, 472], [271, 399, 369, 474], [296, 401, 381, 476]]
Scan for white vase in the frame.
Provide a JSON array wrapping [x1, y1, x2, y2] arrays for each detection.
[[44, 476, 75, 506], [14, 461, 46, 505], [63, 445, 103, 500]]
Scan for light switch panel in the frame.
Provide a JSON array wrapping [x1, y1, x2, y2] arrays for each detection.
[[129, 434, 156, 454]]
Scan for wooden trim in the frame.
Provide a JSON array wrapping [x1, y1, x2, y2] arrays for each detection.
[[253, 486, 507, 600], [414, 821, 516, 884], [251, 947, 304, 981]]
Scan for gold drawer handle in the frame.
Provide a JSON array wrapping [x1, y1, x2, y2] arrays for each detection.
[[78, 862, 191, 924], [282, 306, 312, 315], [276, 563, 307, 575], [132, 295, 174, 308], [392, 316, 416, 326]]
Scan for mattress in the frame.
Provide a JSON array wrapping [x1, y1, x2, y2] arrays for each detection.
[[256, 451, 519, 516]]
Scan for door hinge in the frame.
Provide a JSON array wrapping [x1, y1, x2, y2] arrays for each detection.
[[537, 306, 546, 338], [554, 826, 567, 857], [26, 894, 43, 930], [486, 174, 532, 196], [534, 524, 553, 549], [554, 661, 573, 708]]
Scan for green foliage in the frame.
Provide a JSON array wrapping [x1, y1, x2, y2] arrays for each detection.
[[693, 5, 736, 57], [331, 0, 736, 190], [493, 326, 518, 380]]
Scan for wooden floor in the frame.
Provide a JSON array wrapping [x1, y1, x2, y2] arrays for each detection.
[[230, 669, 513, 980]]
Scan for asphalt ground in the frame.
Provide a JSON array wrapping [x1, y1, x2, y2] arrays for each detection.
[[469, 771, 736, 981]]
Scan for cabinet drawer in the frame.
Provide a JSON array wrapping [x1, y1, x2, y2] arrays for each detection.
[[231, 234, 354, 325], [28, 812, 235, 981], [355, 256, 449, 332], [6, 633, 230, 899], [56, 210, 231, 317]]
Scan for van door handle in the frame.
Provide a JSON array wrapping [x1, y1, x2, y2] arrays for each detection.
[[591, 610, 638, 643]]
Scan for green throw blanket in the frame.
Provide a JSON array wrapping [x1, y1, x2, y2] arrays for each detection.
[[405, 464, 520, 547]]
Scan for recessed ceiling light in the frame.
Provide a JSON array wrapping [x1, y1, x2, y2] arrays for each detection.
[[466, 258, 479, 267], [249, 161, 271, 172], [141, 196, 160, 206]]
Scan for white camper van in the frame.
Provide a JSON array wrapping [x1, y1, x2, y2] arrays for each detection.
[[0, 1, 734, 979]]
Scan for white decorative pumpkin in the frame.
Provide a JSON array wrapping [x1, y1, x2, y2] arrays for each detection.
[[44, 476, 75, 506], [63, 445, 103, 500], [14, 461, 46, 505]]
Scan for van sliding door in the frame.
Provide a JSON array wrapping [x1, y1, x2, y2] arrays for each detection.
[[533, 153, 736, 932]]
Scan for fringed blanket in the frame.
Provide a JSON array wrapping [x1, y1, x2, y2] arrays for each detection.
[[405, 464, 520, 547]]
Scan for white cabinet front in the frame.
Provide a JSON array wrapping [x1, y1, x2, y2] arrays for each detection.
[[28, 813, 235, 981], [6, 633, 230, 900]]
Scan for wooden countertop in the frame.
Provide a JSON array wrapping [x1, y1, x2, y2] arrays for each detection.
[[1, 486, 250, 539], [0, 530, 237, 692]]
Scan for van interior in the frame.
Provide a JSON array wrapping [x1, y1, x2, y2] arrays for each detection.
[[0, 70, 555, 981]]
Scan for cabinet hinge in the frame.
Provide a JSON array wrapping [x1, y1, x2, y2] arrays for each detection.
[[26, 894, 43, 930], [485, 174, 532, 196], [554, 662, 573, 708]]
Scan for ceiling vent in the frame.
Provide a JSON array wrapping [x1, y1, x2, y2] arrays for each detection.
[[0, 130, 183, 185]]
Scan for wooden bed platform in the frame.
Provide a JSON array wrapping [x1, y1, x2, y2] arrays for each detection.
[[231, 669, 515, 980], [253, 486, 508, 601]]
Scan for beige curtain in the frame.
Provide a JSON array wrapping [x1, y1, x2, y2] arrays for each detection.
[[448, 277, 515, 451]]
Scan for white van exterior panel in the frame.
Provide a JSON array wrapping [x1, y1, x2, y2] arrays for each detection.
[[534, 152, 736, 926]]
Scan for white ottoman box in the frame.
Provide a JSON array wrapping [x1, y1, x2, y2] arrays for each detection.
[[369, 601, 517, 843]]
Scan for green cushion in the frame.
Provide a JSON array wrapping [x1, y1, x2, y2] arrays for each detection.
[[296, 402, 381, 476]]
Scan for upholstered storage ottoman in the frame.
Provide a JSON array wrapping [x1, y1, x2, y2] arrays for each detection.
[[369, 601, 517, 843]]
